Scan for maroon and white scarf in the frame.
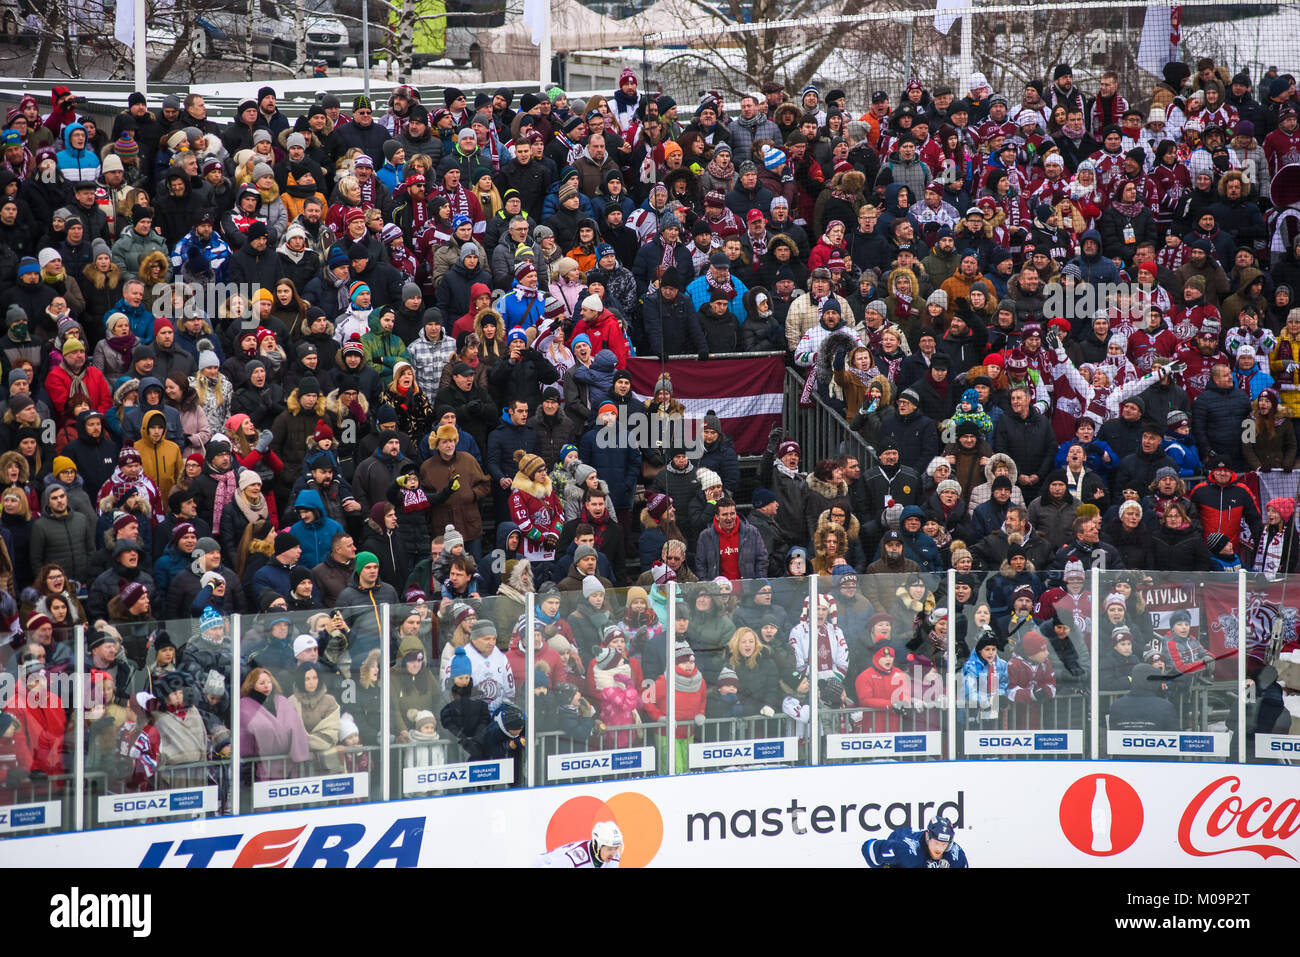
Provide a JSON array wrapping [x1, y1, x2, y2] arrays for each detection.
[[892, 289, 913, 321], [400, 486, 429, 512], [434, 184, 473, 223], [660, 239, 679, 272], [705, 270, 736, 299], [211, 468, 238, 529], [357, 174, 377, 204]]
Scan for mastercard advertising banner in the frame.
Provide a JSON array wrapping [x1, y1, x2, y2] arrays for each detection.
[[2, 762, 1297, 868]]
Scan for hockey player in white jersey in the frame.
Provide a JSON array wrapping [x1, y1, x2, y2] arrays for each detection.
[[536, 821, 623, 868], [861, 817, 969, 868]]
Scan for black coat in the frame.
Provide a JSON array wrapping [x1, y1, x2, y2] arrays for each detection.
[[487, 349, 561, 409], [643, 288, 706, 358], [877, 408, 940, 475], [228, 242, 283, 292], [991, 408, 1056, 490], [1152, 522, 1215, 571], [1191, 382, 1250, 468], [1109, 668, 1179, 731], [698, 308, 741, 353], [1114, 447, 1176, 497]]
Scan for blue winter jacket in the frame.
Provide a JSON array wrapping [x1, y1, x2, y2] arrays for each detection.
[[485, 407, 538, 485], [961, 653, 1009, 712], [579, 424, 640, 511], [289, 488, 345, 567], [54, 122, 101, 183], [1066, 229, 1121, 285]]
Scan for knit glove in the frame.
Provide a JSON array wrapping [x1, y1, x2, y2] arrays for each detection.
[[255, 429, 273, 453], [693, 713, 706, 727], [759, 705, 775, 717]]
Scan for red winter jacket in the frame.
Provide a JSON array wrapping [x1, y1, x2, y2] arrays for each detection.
[[1007, 653, 1057, 730], [855, 663, 910, 732], [567, 309, 630, 366], [644, 666, 706, 738], [506, 630, 570, 691], [1189, 473, 1261, 549], [5, 689, 67, 776], [46, 359, 112, 427]]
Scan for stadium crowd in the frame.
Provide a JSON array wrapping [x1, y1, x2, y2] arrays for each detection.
[[0, 54, 1297, 788]]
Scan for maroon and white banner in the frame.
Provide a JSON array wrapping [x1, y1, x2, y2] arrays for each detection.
[[1202, 578, 1300, 679], [627, 356, 784, 455]]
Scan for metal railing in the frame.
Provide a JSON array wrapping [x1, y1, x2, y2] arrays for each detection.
[[3, 568, 1291, 839], [782, 367, 875, 468]]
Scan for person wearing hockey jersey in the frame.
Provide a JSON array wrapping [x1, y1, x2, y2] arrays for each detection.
[[536, 820, 623, 868], [1006, 630, 1057, 729], [439, 645, 494, 760], [1163, 608, 1217, 680], [507, 449, 564, 577], [862, 816, 968, 868], [788, 593, 849, 686], [1043, 326, 1163, 443], [445, 619, 515, 710]]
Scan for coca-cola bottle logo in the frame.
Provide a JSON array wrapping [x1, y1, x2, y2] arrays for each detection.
[[1059, 773, 1144, 856]]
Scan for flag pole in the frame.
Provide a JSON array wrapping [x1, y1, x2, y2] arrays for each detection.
[[134, 0, 147, 94], [539, 0, 550, 91]]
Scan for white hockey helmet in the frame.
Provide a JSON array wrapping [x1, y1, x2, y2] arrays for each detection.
[[592, 820, 624, 850]]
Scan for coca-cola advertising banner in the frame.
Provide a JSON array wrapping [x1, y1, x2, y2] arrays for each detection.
[[3, 762, 1296, 867]]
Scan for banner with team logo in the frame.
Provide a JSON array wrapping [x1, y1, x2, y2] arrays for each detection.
[[1201, 578, 1300, 680]]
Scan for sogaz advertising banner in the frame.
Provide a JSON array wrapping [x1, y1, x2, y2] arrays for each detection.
[[3, 762, 1297, 868]]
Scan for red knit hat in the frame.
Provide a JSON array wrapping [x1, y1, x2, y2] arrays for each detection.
[[983, 351, 1004, 368], [314, 421, 334, 442]]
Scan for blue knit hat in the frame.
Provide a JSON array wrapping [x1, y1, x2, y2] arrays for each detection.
[[199, 606, 224, 632], [752, 488, 777, 509], [327, 245, 349, 268], [559, 443, 579, 462], [450, 645, 473, 678], [571, 333, 591, 350]]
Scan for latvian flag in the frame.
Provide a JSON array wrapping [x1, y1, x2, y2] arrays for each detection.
[[626, 356, 785, 455]]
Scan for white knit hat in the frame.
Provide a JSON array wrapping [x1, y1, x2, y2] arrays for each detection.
[[697, 468, 722, 491], [582, 293, 603, 312]]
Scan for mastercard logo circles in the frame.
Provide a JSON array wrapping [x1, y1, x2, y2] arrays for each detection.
[[546, 792, 663, 867]]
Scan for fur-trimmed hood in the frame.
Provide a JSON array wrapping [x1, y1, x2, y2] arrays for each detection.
[[511, 467, 554, 498], [806, 471, 848, 501], [82, 261, 123, 289], [137, 249, 170, 283], [0, 450, 28, 484], [816, 508, 860, 541], [815, 328, 863, 381], [983, 452, 1019, 485], [287, 387, 327, 416], [325, 388, 369, 419], [886, 265, 920, 300]]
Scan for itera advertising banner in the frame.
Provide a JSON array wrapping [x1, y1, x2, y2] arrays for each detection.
[[2, 762, 1296, 868]]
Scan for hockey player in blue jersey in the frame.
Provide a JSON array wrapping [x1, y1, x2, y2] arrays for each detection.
[[861, 817, 969, 868]]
